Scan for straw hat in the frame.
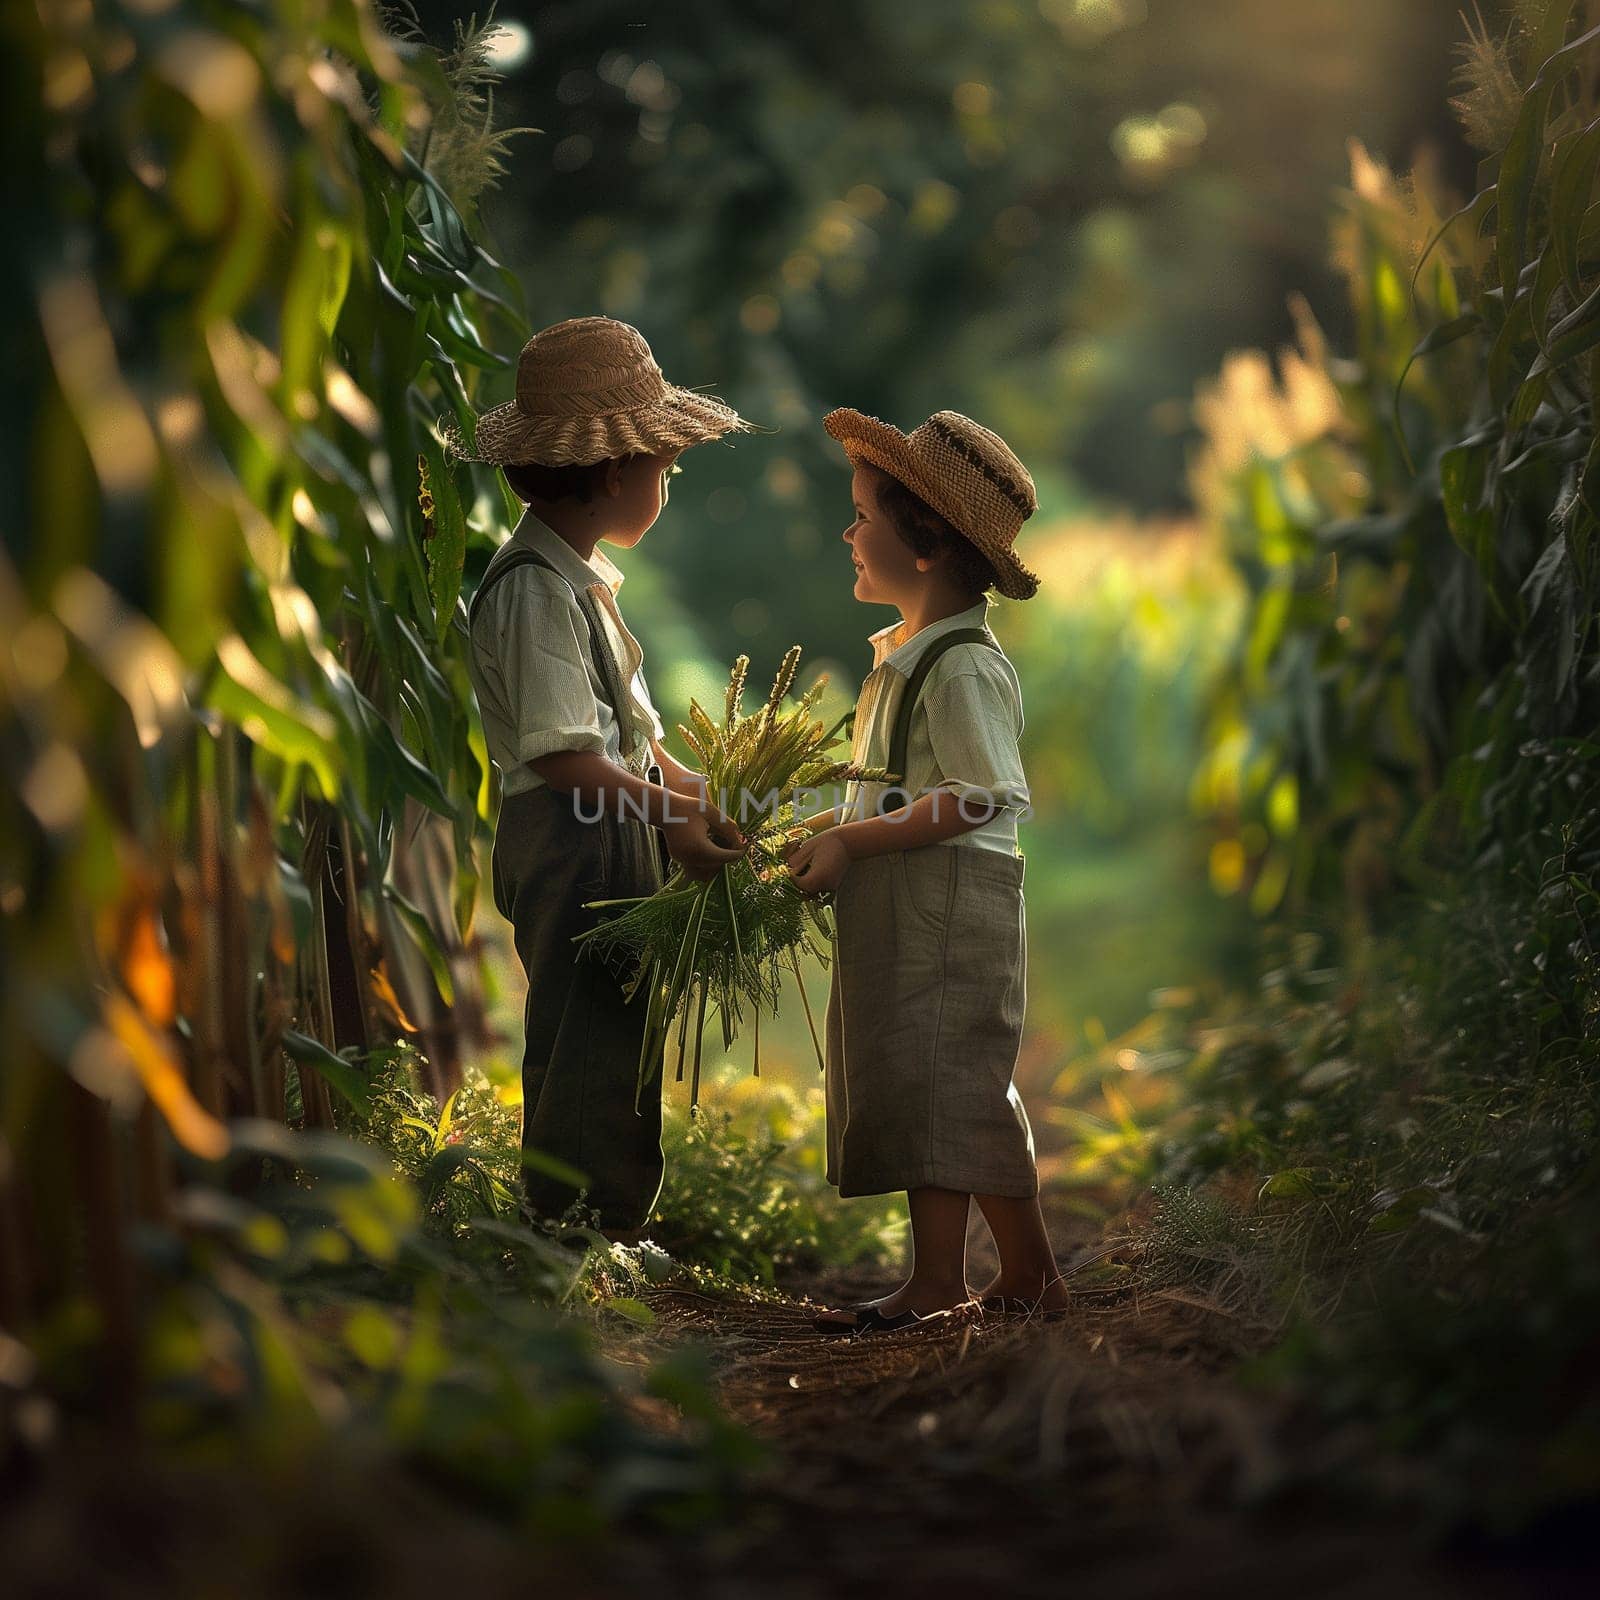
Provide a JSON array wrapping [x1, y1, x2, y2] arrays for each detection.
[[823, 408, 1041, 600], [441, 316, 750, 467]]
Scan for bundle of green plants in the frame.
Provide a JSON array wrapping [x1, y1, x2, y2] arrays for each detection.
[[574, 647, 885, 1106]]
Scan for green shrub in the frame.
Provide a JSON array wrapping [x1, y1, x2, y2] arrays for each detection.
[[347, 1043, 525, 1232], [647, 1081, 905, 1285], [1107, 815, 1600, 1523]]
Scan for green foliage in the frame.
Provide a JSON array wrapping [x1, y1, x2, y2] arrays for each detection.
[[1192, 10, 1600, 922], [345, 1023, 904, 1290], [0, 0, 770, 1532], [646, 1084, 905, 1285], [351, 1044, 525, 1231], [345, 1026, 905, 1293], [2, 0, 530, 1332], [1093, 15, 1600, 1501], [125, 1124, 745, 1529], [1089, 807, 1600, 1523]]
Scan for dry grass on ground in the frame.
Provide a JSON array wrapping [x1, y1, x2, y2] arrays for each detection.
[[591, 1203, 1533, 1599]]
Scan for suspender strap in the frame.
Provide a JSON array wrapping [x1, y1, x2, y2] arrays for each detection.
[[469, 547, 647, 766], [878, 627, 999, 815]]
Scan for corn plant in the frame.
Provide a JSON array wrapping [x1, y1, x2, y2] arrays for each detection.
[[1, 0, 523, 1381], [1191, 0, 1600, 925]]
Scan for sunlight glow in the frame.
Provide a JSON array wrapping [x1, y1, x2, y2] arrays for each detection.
[[1040, 0, 1147, 45], [484, 21, 531, 72]]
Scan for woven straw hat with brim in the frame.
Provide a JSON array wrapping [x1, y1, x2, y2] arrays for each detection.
[[441, 315, 751, 468], [823, 408, 1041, 601]]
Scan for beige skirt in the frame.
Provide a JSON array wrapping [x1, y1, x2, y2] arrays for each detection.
[[824, 846, 1037, 1199]]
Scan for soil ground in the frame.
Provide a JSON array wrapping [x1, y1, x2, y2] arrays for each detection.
[[591, 1199, 1591, 1600], [7, 1201, 1597, 1599]]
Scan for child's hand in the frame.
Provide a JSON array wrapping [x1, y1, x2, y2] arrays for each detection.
[[664, 802, 746, 881], [784, 831, 851, 896]]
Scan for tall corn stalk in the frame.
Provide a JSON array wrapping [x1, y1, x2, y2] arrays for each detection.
[[1, 0, 521, 1366], [1190, 1, 1600, 930]]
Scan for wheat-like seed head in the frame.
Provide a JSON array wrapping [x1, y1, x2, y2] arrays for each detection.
[[676, 724, 710, 766], [763, 645, 802, 721], [724, 654, 749, 726], [688, 700, 721, 760], [1450, 9, 1523, 154]]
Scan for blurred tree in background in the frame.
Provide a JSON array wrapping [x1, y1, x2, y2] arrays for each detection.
[[386, 0, 1489, 1059], [406, 0, 1476, 676]]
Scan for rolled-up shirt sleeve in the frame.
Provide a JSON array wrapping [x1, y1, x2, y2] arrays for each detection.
[[923, 663, 1030, 813], [482, 575, 608, 765]]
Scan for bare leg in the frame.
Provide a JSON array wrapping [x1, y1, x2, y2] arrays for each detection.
[[972, 1192, 1068, 1311], [873, 1187, 975, 1317]]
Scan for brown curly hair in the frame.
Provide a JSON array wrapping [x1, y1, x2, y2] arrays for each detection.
[[871, 471, 1000, 598]]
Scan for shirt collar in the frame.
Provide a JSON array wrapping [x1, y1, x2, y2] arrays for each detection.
[[867, 599, 993, 671], [510, 509, 626, 597]]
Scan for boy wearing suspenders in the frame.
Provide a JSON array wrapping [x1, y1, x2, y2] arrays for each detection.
[[787, 409, 1069, 1333], [447, 318, 748, 1236]]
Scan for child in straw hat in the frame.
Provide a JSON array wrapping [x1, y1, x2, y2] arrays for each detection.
[[786, 409, 1067, 1332], [446, 316, 749, 1237]]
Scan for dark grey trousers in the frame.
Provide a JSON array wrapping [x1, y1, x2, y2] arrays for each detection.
[[491, 786, 665, 1230]]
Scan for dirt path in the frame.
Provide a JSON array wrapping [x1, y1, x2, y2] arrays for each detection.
[[6, 1201, 1585, 1599], [596, 1211, 1558, 1599]]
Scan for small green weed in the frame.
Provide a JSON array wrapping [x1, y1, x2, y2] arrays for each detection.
[[649, 1079, 904, 1285]]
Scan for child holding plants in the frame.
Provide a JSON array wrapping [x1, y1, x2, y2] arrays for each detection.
[[785, 408, 1067, 1333], [445, 316, 748, 1237]]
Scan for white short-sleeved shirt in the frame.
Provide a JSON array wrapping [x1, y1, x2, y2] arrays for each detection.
[[468, 512, 665, 797], [841, 599, 1030, 856]]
